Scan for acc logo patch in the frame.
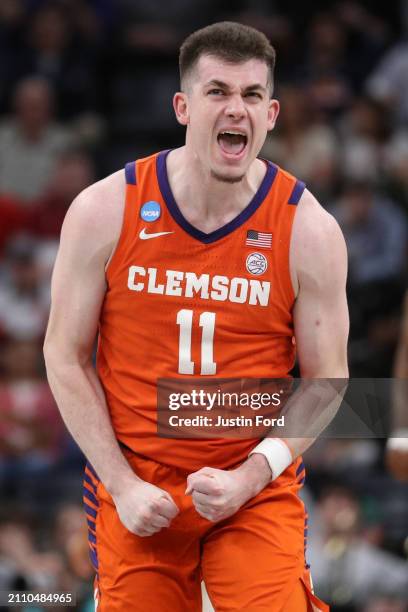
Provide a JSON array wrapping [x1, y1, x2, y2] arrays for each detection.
[[246, 252, 268, 275], [140, 201, 161, 222]]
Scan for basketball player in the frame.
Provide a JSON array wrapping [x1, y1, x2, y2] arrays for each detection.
[[44, 22, 349, 611]]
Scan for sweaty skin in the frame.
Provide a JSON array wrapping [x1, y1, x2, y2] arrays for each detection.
[[44, 56, 348, 533]]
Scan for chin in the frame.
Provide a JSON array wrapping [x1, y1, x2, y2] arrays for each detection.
[[210, 159, 249, 184], [210, 169, 245, 184]]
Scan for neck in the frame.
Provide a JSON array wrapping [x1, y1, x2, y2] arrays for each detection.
[[166, 146, 266, 234]]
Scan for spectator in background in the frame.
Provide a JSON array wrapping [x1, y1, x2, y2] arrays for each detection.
[[13, 2, 99, 120], [53, 504, 94, 605], [330, 180, 407, 375], [261, 85, 339, 201], [298, 12, 352, 119], [0, 515, 64, 594], [0, 150, 95, 254], [333, 2, 390, 93], [384, 130, 408, 216], [362, 597, 408, 612], [0, 237, 50, 340], [308, 487, 408, 609], [0, 195, 31, 256], [330, 180, 407, 286], [29, 149, 95, 240], [0, 336, 63, 497], [0, 504, 95, 611], [0, 76, 74, 201], [339, 96, 391, 182], [298, 4, 389, 115], [366, 41, 408, 126], [303, 11, 348, 78], [0, 0, 26, 112]]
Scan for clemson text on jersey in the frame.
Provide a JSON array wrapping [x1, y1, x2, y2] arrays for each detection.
[[127, 266, 270, 306]]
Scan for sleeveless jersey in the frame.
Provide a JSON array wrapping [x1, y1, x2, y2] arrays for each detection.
[[97, 150, 305, 472]]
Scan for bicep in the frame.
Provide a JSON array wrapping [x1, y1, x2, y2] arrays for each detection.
[[45, 202, 110, 363], [292, 205, 349, 378]]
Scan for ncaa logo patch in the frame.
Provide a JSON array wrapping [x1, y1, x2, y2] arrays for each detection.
[[246, 252, 268, 275], [140, 201, 161, 222]]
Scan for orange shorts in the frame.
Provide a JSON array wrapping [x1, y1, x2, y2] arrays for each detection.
[[83, 452, 329, 612]]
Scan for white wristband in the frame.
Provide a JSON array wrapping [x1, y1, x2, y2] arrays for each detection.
[[387, 429, 408, 452], [249, 438, 293, 481]]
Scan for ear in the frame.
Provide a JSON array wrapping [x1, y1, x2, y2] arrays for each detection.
[[267, 99, 280, 131], [173, 92, 189, 126]]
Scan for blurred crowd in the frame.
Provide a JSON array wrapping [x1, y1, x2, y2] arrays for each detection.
[[0, 1, 407, 611]]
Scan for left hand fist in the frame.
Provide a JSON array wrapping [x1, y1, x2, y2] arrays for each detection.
[[185, 466, 253, 522]]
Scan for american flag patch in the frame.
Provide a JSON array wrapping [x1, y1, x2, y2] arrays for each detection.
[[246, 230, 272, 249]]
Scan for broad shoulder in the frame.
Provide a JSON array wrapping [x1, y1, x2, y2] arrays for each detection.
[[290, 188, 347, 293], [61, 168, 125, 265]]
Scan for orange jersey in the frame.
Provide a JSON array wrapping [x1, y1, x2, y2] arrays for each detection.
[[97, 150, 305, 471]]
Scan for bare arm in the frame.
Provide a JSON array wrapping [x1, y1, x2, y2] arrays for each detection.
[[282, 189, 349, 455], [44, 172, 178, 535], [44, 171, 135, 493], [244, 190, 348, 480], [186, 190, 349, 522]]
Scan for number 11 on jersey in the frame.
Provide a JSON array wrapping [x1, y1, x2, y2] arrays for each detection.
[[176, 309, 217, 375]]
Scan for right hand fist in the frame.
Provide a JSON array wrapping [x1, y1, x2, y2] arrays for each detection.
[[113, 480, 179, 537]]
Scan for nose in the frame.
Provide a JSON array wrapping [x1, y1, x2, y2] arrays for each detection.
[[224, 94, 247, 120]]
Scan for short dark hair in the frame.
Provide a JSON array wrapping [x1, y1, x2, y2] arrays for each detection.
[[179, 22, 276, 95]]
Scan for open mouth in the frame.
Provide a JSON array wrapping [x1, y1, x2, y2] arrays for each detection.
[[217, 131, 248, 156]]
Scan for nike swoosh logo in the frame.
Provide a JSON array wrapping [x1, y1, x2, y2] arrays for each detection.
[[139, 228, 174, 240]]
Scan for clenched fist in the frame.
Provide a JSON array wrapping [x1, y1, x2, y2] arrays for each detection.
[[113, 479, 179, 536], [186, 455, 271, 522]]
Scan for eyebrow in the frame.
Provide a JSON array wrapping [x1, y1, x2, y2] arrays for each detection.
[[204, 79, 267, 93]]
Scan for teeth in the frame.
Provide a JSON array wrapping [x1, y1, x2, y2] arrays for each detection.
[[221, 131, 246, 136]]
